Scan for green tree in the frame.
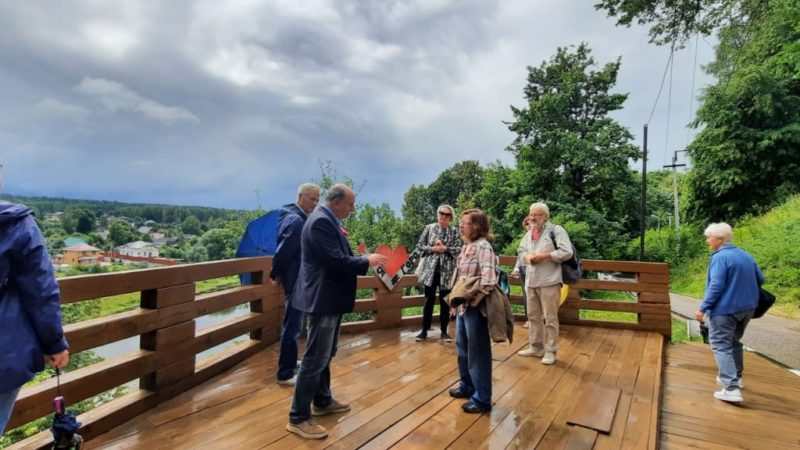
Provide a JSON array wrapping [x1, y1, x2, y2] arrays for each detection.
[[181, 215, 202, 235], [594, 0, 766, 46], [475, 161, 525, 248], [108, 221, 138, 247], [396, 161, 485, 250], [186, 244, 209, 262], [396, 185, 431, 250], [344, 203, 400, 251], [200, 228, 240, 261], [502, 43, 642, 254], [685, 0, 800, 223], [63, 208, 96, 234]]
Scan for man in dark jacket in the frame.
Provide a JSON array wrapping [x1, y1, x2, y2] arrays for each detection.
[[1, 192, 70, 432], [270, 182, 320, 386], [286, 184, 387, 440]]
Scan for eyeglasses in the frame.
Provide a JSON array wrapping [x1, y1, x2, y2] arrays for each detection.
[[459, 221, 472, 226], [438, 211, 452, 217]]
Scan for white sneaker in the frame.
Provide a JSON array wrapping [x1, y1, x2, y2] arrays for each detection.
[[517, 347, 545, 358], [716, 376, 744, 390], [714, 388, 743, 403], [522, 321, 530, 329], [277, 374, 297, 386], [542, 352, 556, 365]]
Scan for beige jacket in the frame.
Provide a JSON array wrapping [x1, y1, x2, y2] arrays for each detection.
[[448, 276, 514, 343], [517, 222, 573, 288]]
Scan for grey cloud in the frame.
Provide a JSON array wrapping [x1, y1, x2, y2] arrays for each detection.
[[75, 77, 199, 125], [0, 0, 713, 211], [33, 98, 90, 121]]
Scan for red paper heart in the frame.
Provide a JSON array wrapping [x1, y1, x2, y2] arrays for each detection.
[[375, 244, 409, 278]]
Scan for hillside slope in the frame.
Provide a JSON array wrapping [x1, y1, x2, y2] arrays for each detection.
[[671, 194, 800, 318]]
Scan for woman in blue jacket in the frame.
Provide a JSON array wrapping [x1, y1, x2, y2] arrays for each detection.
[[694, 222, 762, 404], [1, 176, 70, 433]]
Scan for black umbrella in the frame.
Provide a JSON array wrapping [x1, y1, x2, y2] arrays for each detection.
[[51, 369, 83, 450]]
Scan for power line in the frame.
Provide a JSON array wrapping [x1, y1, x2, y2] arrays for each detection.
[[646, 42, 676, 125], [685, 34, 700, 148]]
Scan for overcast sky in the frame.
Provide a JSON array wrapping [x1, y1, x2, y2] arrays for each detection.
[[0, 0, 713, 212]]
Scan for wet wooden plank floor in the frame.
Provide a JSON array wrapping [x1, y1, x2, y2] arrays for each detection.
[[660, 342, 800, 449], [86, 324, 664, 449]]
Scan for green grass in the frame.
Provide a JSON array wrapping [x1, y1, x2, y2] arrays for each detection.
[[670, 194, 800, 319], [64, 275, 243, 324], [669, 317, 705, 344]]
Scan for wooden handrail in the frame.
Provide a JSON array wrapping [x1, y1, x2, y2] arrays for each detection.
[[7, 255, 669, 449]]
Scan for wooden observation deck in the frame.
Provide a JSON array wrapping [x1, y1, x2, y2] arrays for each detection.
[[6, 256, 798, 449]]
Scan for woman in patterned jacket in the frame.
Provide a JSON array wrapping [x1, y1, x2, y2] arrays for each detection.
[[413, 204, 462, 342]]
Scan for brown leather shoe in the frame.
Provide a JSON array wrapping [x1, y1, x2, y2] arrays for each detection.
[[311, 399, 351, 416]]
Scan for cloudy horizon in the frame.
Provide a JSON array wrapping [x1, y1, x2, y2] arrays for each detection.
[[0, 1, 713, 213]]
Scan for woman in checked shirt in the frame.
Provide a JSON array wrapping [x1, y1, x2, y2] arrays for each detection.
[[448, 208, 496, 413]]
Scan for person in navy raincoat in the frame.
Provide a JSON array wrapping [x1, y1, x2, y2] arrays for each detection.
[[0, 169, 70, 434], [270, 182, 321, 386]]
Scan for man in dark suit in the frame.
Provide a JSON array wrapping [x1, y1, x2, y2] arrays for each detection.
[[286, 184, 388, 440]]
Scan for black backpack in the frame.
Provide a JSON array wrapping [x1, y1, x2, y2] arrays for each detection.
[[550, 229, 582, 285]]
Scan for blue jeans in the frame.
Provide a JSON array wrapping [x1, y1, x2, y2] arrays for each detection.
[[709, 309, 753, 390], [277, 297, 304, 381], [289, 313, 341, 423], [0, 386, 21, 434], [455, 306, 492, 411]]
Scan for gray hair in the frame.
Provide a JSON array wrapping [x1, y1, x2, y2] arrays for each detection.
[[297, 182, 321, 197], [704, 222, 733, 244], [325, 183, 350, 203], [529, 202, 550, 217]]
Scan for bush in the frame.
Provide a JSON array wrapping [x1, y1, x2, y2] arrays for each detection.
[[628, 225, 705, 266]]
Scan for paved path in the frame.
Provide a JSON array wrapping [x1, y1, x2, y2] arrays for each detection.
[[671, 293, 800, 370]]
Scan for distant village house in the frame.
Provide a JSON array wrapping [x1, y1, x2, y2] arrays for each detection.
[[117, 240, 159, 258], [58, 243, 103, 265]]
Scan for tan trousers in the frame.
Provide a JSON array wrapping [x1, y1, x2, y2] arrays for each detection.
[[526, 284, 561, 353]]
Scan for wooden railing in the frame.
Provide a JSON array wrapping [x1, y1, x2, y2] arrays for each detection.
[[498, 257, 672, 337], [8, 256, 668, 448]]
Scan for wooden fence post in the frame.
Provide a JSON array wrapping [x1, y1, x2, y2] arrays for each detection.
[[140, 283, 196, 391]]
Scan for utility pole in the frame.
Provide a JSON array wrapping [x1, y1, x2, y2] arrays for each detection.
[[254, 189, 262, 211], [640, 125, 648, 261], [663, 150, 686, 230]]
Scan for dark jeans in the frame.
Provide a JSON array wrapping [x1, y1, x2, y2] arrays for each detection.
[[422, 271, 450, 333], [709, 309, 753, 390], [277, 296, 304, 381], [289, 313, 341, 424], [455, 306, 492, 410]]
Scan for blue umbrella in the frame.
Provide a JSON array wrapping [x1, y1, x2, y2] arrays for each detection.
[[235, 210, 280, 285], [51, 369, 83, 449]]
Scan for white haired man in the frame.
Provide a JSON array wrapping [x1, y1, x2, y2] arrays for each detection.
[[694, 222, 763, 403], [271, 183, 321, 386], [516, 202, 573, 365]]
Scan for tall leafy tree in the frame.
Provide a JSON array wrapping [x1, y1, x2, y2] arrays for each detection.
[[396, 161, 485, 249], [62, 208, 96, 234], [108, 221, 139, 247], [686, 0, 800, 223], [181, 215, 203, 235], [344, 203, 401, 250], [594, 0, 767, 46], [503, 43, 641, 256]]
